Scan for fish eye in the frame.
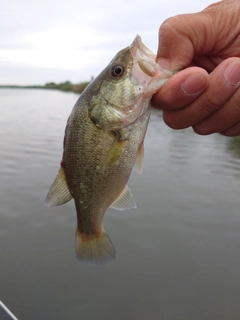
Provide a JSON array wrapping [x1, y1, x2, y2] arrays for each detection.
[[111, 65, 124, 77]]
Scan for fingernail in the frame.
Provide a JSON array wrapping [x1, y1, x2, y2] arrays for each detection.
[[181, 73, 207, 96], [157, 58, 171, 70], [224, 60, 240, 86]]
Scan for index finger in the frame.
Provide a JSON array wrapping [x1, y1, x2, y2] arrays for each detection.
[[162, 58, 240, 130], [151, 67, 209, 111]]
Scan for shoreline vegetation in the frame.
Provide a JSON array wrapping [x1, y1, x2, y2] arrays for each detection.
[[228, 136, 240, 157], [0, 80, 91, 94], [1, 81, 240, 156]]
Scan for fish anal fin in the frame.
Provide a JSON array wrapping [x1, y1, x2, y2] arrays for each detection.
[[134, 141, 144, 174], [45, 166, 72, 207], [110, 185, 137, 210]]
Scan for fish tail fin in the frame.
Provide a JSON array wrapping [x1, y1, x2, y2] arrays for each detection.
[[75, 228, 116, 265]]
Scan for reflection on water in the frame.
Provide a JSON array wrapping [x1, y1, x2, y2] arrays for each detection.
[[0, 89, 240, 320]]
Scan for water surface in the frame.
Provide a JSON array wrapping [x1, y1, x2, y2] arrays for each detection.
[[0, 89, 240, 320]]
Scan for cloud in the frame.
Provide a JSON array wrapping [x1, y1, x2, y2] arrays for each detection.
[[0, 0, 214, 84], [0, 27, 110, 69]]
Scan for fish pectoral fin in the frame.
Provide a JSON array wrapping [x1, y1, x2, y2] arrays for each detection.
[[105, 134, 127, 166], [134, 141, 144, 174], [110, 185, 137, 210], [45, 167, 72, 207]]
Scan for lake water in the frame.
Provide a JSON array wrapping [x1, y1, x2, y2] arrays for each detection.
[[0, 89, 240, 320]]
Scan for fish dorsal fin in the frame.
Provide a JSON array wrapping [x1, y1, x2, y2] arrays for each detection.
[[45, 167, 72, 207], [134, 141, 144, 174], [110, 185, 137, 210]]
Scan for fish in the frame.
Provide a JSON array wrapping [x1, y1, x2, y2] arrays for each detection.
[[45, 35, 174, 265]]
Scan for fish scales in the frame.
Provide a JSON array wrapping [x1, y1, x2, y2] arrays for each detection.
[[45, 35, 174, 265]]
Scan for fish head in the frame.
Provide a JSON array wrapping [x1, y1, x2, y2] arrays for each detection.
[[89, 35, 174, 131]]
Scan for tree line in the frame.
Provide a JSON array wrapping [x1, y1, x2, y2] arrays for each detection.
[[0, 80, 91, 94]]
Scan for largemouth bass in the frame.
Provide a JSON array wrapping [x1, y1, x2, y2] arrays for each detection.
[[45, 35, 174, 265]]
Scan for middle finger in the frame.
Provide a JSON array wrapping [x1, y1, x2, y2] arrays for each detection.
[[163, 58, 240, 130]]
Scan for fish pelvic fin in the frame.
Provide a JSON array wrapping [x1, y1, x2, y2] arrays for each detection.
[[75, 229, 116, 265], [45, 167, 72, 207]]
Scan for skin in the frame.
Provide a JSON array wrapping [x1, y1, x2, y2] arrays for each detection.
[[152, 0, 240, 136]]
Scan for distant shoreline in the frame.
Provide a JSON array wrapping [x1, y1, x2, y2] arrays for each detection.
[[0, 81, 91, 94]]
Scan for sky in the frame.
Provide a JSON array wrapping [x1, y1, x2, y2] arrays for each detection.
[[1, 0, 215, 85]]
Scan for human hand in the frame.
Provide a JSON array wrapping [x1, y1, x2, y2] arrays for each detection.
[[152, 0, 240, 136]]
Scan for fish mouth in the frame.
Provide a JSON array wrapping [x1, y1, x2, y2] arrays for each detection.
[[130, 35, 158, 77], [131, 35, 156, 61]]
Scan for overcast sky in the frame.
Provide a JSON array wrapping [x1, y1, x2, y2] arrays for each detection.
[[1, 0, 215, 85]]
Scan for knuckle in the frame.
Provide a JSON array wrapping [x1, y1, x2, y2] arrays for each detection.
[[200, 94, 221, 114], [159, 18, 174, 34], [163, 111, 189, 130], [221, 123, 240, 137], [159, 16, 182, 37], [232, 90, 240, 113], [193, 123, 214, 135]]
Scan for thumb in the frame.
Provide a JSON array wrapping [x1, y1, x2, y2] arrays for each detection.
[[157, 13, 208, 71]]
